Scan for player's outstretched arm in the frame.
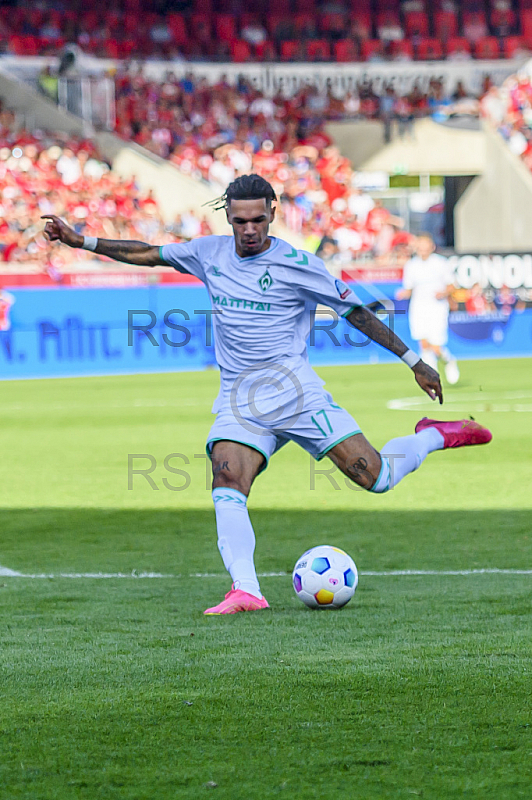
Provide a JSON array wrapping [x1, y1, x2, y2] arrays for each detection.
[[41, 215, 165, 267], [346, 305, 443, 404]]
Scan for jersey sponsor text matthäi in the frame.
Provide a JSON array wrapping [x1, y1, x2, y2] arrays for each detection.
[[160, 236, 362, 375]]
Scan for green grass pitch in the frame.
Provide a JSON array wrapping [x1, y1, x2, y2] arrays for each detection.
[[1, 357, 531, 799]]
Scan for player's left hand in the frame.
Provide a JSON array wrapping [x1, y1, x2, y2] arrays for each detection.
[[413, 361, 443, 404]]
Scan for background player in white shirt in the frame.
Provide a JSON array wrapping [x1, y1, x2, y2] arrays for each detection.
[[397, 233, 460, 385], [43, 176, 490, 615]]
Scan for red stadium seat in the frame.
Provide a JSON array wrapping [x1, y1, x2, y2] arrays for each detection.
[[49, 9, 63, 26], [503, 36, 528, 57], [319, 13, 346, 35], [521, 9, 532, 39], [390, 39, 414, 59], [404, 12, 429, 36], [31, 8, 46, 27], [167, 14, 187, 46], [347, 12, 372, 41], [9, 35, 39, 56], [104, 10, 121, 30], [104, 40, 120, 58], [474, 37, 500, 58], [266, 14, 282, 36], [334, 39, 359, 62], [83, 38, 100, 54], [118, 40, 137, 58], [306, 39, 331, 60], [280, 40, 301, 61], [361, 39, 384, 60], [490, 7, 516, 32], [294, 13, 317, 36], [350, 9, 372, 26], [416, 38, 444, 59], [123, 15, 139, 35], [136, 36, 158, 57], [215, 15, 236, 43], [255, 40, 277, 61], [231, 40, 251, 62], [190, 14, 212, 44], [41, 37, 66, 52], [376, 11, 401, 28], [434, 11, 458, 39], [446, 37, 472, 57]]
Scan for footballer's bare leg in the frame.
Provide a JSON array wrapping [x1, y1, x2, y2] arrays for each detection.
[[328, 417, 491, 494], [327, 433, 382, 490], [205, 440, 270, 615], [211, 439, 265, 495]]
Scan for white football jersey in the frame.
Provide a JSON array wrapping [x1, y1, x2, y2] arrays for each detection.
[[402, 253, 454, 315], [160, 236, 362, 375]]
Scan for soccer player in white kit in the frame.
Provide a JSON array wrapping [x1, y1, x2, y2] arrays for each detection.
[[398, 233, 460, 385], [43, 176, 491, 615]]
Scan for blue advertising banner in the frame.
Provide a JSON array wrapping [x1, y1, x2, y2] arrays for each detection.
[[0, 283, 531, 380]]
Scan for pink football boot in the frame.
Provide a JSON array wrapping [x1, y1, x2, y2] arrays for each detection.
[[204, 586, 270, 615], [415, 417, 492, 449]]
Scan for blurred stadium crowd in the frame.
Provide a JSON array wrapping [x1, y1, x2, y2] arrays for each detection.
[[112, 67, 484, 151], [4, 61, 532, 272], [109, 67, 483, 251], [482, 71, 532, 172], [2, 0, 531, 62], [1, 0, 532, 275], [0, 110, 184, 270], [0, 106, 398, 271]]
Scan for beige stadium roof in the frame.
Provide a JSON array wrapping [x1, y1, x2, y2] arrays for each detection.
[[327, 118, 486, 176]]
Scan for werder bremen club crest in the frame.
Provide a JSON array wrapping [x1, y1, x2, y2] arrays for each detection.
[[258, 270, 273, 292]]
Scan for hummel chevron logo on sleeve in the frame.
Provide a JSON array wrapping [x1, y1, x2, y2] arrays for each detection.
[[286, 247, 309, 266]]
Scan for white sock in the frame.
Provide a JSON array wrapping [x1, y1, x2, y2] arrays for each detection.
[[212, 487, 262, 599], [421, 348, 438, 370], [371, 428, 444, 492]]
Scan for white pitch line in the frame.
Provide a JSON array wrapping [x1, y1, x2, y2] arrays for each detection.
[[5, 571, 174, 579], [0, 565, 23, 577], [1, 567, 531, 579], [0, 399, 203, 413], [387, 390, 532, 413], [361, 569, 532, 576]]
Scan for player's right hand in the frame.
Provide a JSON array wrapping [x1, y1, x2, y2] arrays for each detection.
[[413, 360, 444, 404], [41, 215, 83, 248]]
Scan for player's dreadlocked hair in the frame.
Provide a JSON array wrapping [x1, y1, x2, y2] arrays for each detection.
[[207, 174, 277, 211]]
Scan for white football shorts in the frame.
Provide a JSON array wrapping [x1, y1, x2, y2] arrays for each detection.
[[206, 360, 361, 471], [408, 304, 449, 346]]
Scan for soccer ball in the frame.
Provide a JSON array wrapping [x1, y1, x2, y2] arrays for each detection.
[[292, 545, 358, 609]]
